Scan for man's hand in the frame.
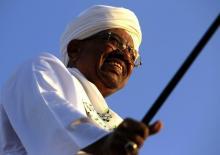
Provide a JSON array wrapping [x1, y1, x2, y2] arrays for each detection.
[[82, 118, 163, 155]]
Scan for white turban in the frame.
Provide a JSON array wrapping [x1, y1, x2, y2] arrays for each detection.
[[60, 5, 142, 66]]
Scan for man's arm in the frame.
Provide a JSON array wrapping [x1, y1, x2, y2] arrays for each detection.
[[1, 53, 109, 155], [82, 118, 162, 155]]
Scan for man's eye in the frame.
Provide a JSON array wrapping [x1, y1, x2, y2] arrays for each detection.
[[109, 36, 120, 47], [127, 47, 136, 61], [127, 46, 132, 53]]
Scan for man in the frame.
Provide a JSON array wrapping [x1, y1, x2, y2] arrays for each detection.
[[0, 5, 162, 155]]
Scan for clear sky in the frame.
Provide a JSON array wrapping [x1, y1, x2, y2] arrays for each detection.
[[1, 0, 219, 155]]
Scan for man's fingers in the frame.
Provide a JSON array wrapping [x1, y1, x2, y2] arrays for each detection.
[[112, 118, 163, 154], [118, 118, 149, 139], [118, 119, 163, 137], [107, 131, 143, 155], [149, 120, 163, 135], [114, 129, 145, 148]]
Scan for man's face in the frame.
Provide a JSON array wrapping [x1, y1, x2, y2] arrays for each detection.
[[68, 28, 137, 97]]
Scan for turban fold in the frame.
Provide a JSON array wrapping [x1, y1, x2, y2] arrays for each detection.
[[60, 5, 142, 66]]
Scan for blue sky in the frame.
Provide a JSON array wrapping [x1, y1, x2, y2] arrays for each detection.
[[1, 0, 219, 154]]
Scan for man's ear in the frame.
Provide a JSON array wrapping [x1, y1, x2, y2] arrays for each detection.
[[67, 39, 81, 67]]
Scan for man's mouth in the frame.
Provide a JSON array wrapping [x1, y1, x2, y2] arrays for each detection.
[[101, 51, 128, 76], [104, 59, 124, 75]]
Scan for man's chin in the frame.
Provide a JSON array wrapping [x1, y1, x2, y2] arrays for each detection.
[[99, 71, 122, 89]]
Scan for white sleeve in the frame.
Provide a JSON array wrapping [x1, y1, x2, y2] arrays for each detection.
[[1, 53, 108, 155]]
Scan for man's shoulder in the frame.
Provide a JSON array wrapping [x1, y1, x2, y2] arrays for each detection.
[[33, 52, 63, 64], [30, 52, 67, 70], [4, 52, 68, 84]]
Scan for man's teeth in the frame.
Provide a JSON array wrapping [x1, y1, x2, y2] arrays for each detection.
[[109, 62, 123, 71]]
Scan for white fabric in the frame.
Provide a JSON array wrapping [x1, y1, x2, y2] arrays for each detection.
[[68, 68, 122, 130], [60, 5, 142, 66], [0, 53, 122, 155]]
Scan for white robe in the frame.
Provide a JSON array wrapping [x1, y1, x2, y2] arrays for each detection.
[[0, 53, 122, 155]]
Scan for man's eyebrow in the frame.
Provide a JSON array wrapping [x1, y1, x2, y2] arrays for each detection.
[[110, 32, 132, 46], [109, 32, 123, 42]]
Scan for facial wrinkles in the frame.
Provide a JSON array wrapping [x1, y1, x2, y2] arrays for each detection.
[[104, 32, 133, 95], [78, 29, 135, 96]]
